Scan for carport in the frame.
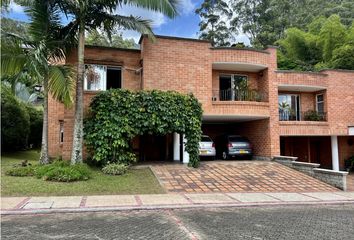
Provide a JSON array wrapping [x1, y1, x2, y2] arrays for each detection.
[[202, 115, 271, 160]]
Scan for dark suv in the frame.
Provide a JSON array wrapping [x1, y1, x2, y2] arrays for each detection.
[[216, 135, 253, 160]]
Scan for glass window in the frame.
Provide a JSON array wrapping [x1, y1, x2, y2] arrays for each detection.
[[278, 94, 300, 120], [316, 94, 324, 113], [59, 121, 64, 144], [84, 65, 122, 91], [201, 136, 212, 142]]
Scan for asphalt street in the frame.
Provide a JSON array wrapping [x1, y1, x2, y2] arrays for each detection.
[[2, 204, 354, 240]]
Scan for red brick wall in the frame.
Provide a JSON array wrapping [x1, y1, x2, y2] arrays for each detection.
[[47, 37, 354, 164], [48, 47, 141, 159]]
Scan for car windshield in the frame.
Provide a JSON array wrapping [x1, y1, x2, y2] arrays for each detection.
[[228, 136, 248, 142], [201, 136, 212, 142]]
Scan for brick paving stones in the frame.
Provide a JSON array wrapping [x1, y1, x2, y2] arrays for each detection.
[[151, 161, 337, 193]]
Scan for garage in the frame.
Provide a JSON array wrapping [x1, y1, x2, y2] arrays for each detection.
[[201, 118, 271, 160]]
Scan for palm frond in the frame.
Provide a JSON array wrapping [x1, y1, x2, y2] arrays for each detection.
[[48, 65, 75, 107], [123, 0, 179, 18]]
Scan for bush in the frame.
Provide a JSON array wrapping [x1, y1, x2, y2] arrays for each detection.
[[304, 110, 325, 121], [344, 156, 354, 172], [102, 163, 128, 175], [6, 166, 35, 177], [26, 105, 43, 148], [84, 89, 202, 167], [1, 86, 30, 151], [35, 161, 91, 182]]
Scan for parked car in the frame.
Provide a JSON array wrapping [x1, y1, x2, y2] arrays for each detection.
[[199, 135, 216, 159], [217, 135, 253, 160]]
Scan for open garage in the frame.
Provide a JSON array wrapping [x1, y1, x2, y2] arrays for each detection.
[[201, 118, 271, 160]]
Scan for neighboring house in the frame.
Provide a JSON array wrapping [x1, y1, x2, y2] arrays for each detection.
[[48, 35, 354, 171]]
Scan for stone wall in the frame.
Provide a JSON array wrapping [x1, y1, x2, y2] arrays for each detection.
[[273, 156, 348, 190]]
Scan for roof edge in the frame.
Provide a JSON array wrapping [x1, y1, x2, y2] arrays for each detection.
[[211, 47, 270, 54], [275, 70, 327, 76], [319, 69, 354, 73], [139, 34, 210, 44], [85, 45, 140, 52]]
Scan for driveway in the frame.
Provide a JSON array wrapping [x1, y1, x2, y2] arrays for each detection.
[[151, 161, 337, 193]]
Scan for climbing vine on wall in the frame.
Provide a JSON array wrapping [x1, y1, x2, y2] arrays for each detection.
[[84, 89, 203, 167]]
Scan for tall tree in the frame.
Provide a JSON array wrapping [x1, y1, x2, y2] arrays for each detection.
[[195, 0, 233, 46], [86, 29, 138, 49], [1, 0, 75, 164], [57, 0, 179, 164]]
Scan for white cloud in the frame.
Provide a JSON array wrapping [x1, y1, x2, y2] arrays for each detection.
[[179, 0, 195, 15], [117, 4, 166, 28], [9, 1, 24, 14]]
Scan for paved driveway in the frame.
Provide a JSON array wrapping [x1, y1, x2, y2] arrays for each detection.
[[151, 161, 337, 193]]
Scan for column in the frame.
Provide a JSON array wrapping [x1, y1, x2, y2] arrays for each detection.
[[173, 132, 180, 162], [331, 136, 339, 171], [182, 134, 190, 164]]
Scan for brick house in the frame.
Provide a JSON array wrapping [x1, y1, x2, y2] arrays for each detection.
[[48, 35, 354, 171]]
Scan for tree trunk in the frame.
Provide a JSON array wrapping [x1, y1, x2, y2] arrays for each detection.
[[70, 22, 85, 165], [39, 77, 49, 164]]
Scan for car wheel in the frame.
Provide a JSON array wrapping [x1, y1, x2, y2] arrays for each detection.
[[222, 151, 228, 160]]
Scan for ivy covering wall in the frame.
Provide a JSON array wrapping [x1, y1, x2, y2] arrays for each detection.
[[84, 89, 203, 167]]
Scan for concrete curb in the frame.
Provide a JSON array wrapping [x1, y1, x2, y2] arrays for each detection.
[[2, 199, 354, 216]]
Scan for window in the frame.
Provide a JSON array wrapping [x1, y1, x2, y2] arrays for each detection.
[[59, 121, 64, 144], [84, 64, 122, 91], [278, 94, 301, 121], [219, 74, 248, 100], [316, 94, 324, 113]]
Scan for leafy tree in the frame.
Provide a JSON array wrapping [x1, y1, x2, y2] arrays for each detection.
[[195, 0, 233, 46], [196, 0, 354, 48], [86, 29, 138, 49], [318, 15, 346, 62], [58, 0, 179, 165], [278, 14, 353, 71], [0, 17, 28, 38], [1, 85, 30, 151], [1, 0, 75, 164]]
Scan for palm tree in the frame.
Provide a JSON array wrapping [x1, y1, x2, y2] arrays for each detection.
[[1, 0, 75, 164], [57, 0, 179, 164]]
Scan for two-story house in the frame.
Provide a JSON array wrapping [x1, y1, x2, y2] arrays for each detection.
[[48, 35, 354, 171]]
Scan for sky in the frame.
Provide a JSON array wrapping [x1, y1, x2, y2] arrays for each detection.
[[5, 0, 250, 45]]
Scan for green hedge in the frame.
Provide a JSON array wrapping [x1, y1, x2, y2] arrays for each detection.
[[84, 89, 203, 167], [1, 87, 30, 150], [1, 86, 43, 151]]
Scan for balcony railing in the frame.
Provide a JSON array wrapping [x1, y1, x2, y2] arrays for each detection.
[[279, 110, 327, 121], [212, 89, 267, 102]]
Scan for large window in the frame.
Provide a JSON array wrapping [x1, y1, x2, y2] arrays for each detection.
[[278, 94, 300, 121], [219, 74, 248, 100], [84, 64, 122, 91]]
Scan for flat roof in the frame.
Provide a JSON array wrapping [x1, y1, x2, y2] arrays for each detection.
[[138, 34, 210, 44], [85, 45, 141, 52]]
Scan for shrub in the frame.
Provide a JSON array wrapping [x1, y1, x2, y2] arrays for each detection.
[[102, 163, 128, 175], [84, 89, 202, 167], [304, 110, 324, 121], [35, 161, 91, 182], [26, 105, 43, 148], [1, 86, 30, 151], [6, 166, 35, 177], [344, 156, 354, 172]]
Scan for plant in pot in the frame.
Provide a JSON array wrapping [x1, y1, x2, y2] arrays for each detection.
[[344, 156, 354, 172]]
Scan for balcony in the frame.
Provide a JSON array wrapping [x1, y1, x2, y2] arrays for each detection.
[[279, 110, 327, 122], [212, 89, 267, 102]]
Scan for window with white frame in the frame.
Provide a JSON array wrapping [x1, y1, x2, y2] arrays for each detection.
[[316, 94, 324, 113], [59, 120, 64, 144], [84, 64, 122, 91]]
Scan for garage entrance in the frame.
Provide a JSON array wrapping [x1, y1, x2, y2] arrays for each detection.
[[202, 119, 271, 160]]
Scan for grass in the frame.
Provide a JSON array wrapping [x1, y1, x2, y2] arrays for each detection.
[[1, 150, 165, 197]]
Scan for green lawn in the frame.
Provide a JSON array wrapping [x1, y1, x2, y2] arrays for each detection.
[[1, 151, 165, 197]]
